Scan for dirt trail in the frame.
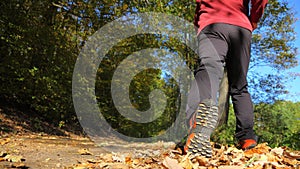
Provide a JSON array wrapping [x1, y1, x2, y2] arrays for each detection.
[[0, 134, 175, 169], [0, 106, 175, 169], [0, 135, 99, 168]]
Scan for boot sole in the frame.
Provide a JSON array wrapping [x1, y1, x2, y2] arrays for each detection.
[[185, 104, 218, 158]]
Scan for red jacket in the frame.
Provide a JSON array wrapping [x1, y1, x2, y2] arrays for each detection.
[[194, 0, 268, 33]]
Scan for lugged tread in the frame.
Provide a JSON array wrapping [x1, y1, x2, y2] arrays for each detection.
[[184, 103, 219, 159]]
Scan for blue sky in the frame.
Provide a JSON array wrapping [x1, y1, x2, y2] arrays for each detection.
[[249, 1, 300, 102], [283, 0, 300, 102]]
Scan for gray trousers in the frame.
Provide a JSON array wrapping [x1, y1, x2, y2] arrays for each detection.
[[186, 23, 256, 141]]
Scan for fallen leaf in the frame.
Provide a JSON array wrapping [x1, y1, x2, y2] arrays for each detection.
[[163, 156, 183, 169], [218, 165, 243, 169], [198, 167, 207, 169], [282, 157, 298, 166], [262, 163, 274, 169], [179, 158, 193, 169], [110, 163, 130, 169], [284, 151, 300, 159], [101, 153, 113, 162], [132, 158, 140, 165], [73, 166, 89, 169], [0, 138, 10, 145], [172, 149, 182, 155], [98, 163, 130, 169], [4, 155, 25, 162], [45, 158, 51, 162], [112, 152, 125, 162], [258, 154, 268, 161], [218, 154, 231, 165], [56, 163, 62, 168], [125, 156, 132, 164], [244, 143, 271, 156], [194, 156, 209, 166], [265, 153, 276, 162], [0, 151, 7, 157], [270, 147, 284, 156], [245, 154, 259, 167], [192, 162, 200, 169], [78, 148, 93, 155], [86, 159, 100, 164], [10, 163, 28, 169], [144, 157, 153, 164]]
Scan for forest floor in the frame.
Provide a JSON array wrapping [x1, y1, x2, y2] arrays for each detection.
[[0, 106, 299, 169]]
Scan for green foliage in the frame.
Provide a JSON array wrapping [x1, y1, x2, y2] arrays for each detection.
[[212, 101, 300, 150], [254, 101, 300, 150], [211, 105, 236, 146], [95, 33, 189, 139], [0, 0, 77, 124]]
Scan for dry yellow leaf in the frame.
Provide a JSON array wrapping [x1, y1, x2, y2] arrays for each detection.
[[0, 138, 10, 145], [218, 165, 244, 169], [179, 158, 193, 169], [163, 156, 183, 169], [195, 156, 209, 166], [78, 148, 93, 155]]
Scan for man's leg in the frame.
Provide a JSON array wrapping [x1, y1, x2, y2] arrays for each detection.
[[226, 26, 257, 145], [184, 24, 228, 158]]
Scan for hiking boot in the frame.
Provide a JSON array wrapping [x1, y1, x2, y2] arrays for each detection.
[[184, 103, 218, 158], [238, 139, 257, 150]]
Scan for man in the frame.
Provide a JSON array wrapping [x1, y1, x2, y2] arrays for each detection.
[[184, 0, 268, 158]]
